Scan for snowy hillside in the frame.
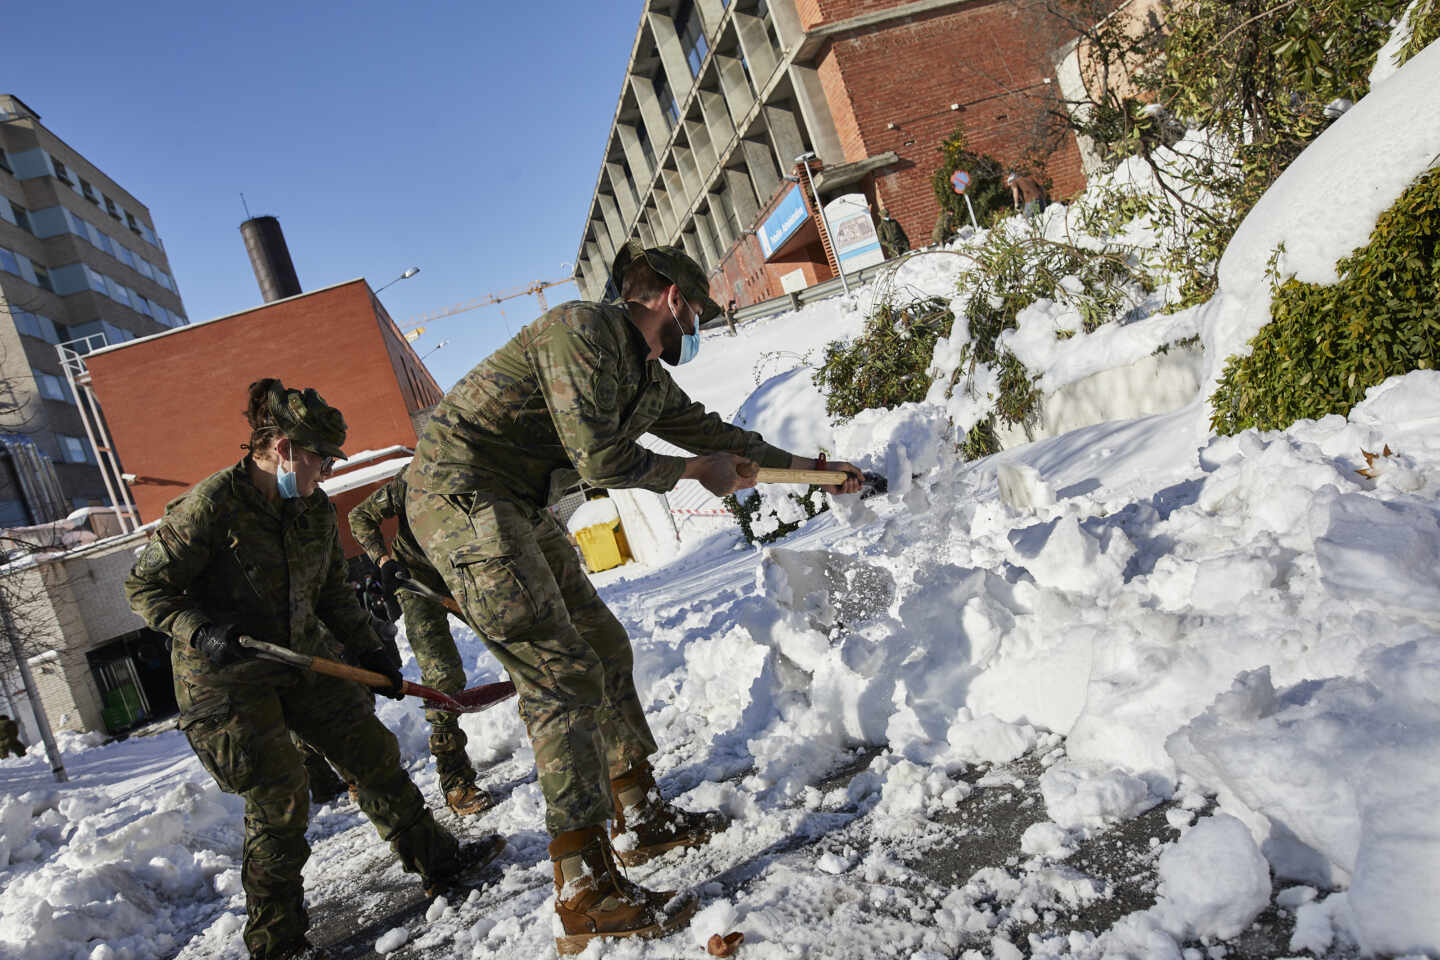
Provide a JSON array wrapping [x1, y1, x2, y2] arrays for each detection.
[[3, 36, 1439, 960]]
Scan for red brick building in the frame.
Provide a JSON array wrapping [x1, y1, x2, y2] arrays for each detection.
[[572, 0, 1099, 308], [83, 278, 442, 556]]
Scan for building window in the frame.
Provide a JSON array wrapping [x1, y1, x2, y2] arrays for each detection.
[[0, 149, 11, 174], [8, 201, 32, 234], [14, 310, 59, 343], [677, 1, 708, 78], [104, 196, 121, 220], [79, 177, 98, 203], [0, 246, 18, 275], [59, 434, 94, 464], [51, 156, 73, 184], [35, 372, 72, 403], [125, 211, 140, 234], [32, 264, 53, 292]]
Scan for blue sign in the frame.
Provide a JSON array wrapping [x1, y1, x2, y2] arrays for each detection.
[[758, 185, 809, 258], [950, 170, 971, 194]]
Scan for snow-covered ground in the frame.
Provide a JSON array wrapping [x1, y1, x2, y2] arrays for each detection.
[[4, 35, 1440, 960]]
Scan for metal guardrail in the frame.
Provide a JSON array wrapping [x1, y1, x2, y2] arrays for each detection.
[[701, 258, 899, 331]]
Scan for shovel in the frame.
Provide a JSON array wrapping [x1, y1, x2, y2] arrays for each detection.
[[237, 636, 516, 713], [748, 467, 889, 497]]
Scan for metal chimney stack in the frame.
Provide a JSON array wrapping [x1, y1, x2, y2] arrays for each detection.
[[240, 215, 302, 303]]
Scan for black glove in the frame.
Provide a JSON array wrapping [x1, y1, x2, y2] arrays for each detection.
[[357, 646, 406, 700], [365, 576, 402, 623], [193, 622, 250, 668], [379, 560, 411, 600]]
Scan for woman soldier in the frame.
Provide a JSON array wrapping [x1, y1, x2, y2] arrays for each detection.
[[126, 379, 502, 960]]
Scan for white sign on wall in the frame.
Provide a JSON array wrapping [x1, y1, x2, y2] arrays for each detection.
[[824, 193, 885, 272]]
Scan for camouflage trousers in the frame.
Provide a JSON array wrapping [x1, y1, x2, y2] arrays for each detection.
[[396, 563, 477, 793], [406, 487, 657, 835], [0, 738, 24, 758], [178, 666, 459, 959]]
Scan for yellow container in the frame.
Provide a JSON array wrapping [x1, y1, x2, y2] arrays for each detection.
[[575, 520, 628, 573]]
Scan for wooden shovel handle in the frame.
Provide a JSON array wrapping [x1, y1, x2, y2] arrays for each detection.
[[752, 467, 852, 485], [239, 636, 395, 691]]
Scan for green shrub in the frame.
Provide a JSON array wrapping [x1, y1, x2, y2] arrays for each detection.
[[931, 124, 1010, 230], [723, 486, 828, 545], [813, 297, 954, 422], [1210, 166, 1440, 434], [1399, 0, 1440, 64]]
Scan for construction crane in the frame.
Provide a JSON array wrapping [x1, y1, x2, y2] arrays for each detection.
[[403, 277, 575, 342]]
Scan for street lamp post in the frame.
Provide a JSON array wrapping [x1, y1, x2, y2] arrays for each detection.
[[374, 266, 420, 296], [794, 152, 850, 296]]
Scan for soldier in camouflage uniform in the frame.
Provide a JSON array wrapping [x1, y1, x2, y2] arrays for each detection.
[[0, 714, 25, 758], [349, 469, 494, 817], [125, 378, 501, 960], [876, 205, 910, 258], [405, 242, 862, 954]]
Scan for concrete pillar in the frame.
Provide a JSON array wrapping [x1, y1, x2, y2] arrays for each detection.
[[764, 102, 806, 170], [709, 194, 737, 250], [578, 257, 604, 301], [693, 208, 719, 268], [598, 195, 626, 253], [741, 137, 782, 204], [606, 162, 639, 224], [733, 13, 779, 87], [680, 229, 702, 266], [591, 219, 616, 266], [646, 12, 695, 105], [666, 159, 695, 212], [695, 0, 726, 34], [715, 55, 757, 122], [725, 167, 761, 229], [790, 64, 847, 164], [653, 183, 677, 237], [685, 117, 717, 181], [697, 86, 737, 158], [636, 215, 656, 248], [766, 0, 804, 50], [616, 123, 654, 187], [629, 75, 672, 150], [585, 241, 608, 291]]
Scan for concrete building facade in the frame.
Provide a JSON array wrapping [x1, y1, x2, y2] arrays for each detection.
[[573, 0, 1096, 307], [0, 95, 189, 526]]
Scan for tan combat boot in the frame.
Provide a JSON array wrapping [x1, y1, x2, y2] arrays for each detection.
[[550, 826, 695, 956], [445, 782, 496, 817], [610, 764, 730, 866]]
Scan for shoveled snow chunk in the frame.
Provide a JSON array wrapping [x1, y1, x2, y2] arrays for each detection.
[[374, 927, 410, 953], [1155, 814, 1271, 940]]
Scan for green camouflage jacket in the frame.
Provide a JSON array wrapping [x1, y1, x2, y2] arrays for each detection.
[[408, 300, 792, 507], [348, 471, 430, 571], [125, 460, 386, 699]]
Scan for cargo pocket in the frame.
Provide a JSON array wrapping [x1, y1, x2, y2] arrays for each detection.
[[450, 498, 550, 638], [180, 697, 257, 795]]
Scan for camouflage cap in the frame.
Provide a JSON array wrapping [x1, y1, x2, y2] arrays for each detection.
[[611, 240, 721, 325], [267, 383, 348, 460]]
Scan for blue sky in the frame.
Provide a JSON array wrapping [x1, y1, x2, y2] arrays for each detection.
[[12, 1, 640, 388]]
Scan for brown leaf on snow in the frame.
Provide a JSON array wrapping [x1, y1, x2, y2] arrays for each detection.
[[707, 931, 745, 956], [1356, 445, 1395, 479]]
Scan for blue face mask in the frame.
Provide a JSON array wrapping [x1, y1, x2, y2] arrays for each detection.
[[276, 444, 301, 499], [669, 301, 701, 366]]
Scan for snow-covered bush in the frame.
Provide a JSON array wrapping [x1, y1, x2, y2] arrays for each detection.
[[1210, 165, 1440, 434]]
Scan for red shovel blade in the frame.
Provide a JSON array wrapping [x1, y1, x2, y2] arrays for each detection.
[[402, 679, 516, 714]]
